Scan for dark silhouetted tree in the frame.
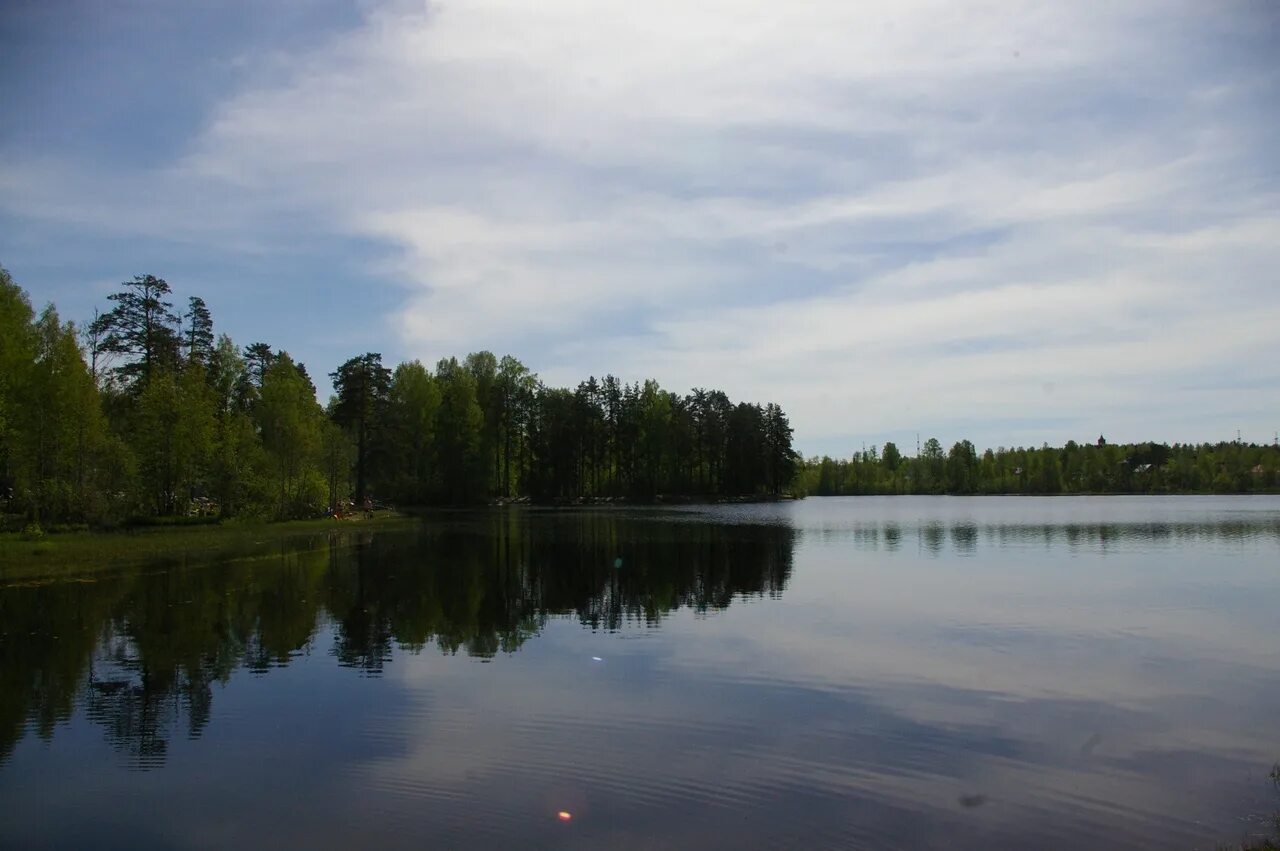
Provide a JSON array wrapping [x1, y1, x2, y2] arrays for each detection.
[[329, 352, 391, 501], [99, 274, 181, 389], [184, 297, 214, 368]]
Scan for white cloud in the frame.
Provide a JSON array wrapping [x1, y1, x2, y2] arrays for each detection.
[[6, 0, 1276, 449]]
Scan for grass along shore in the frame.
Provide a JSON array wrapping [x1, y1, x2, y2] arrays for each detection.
[[0, 511, 414, 581]]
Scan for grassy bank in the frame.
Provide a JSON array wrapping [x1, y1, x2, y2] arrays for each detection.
[[0, 511, 416, 581]]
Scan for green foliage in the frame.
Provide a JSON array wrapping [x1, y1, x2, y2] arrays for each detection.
[[97, 274, 181, 389], [1, 266, 803, 519], [133, 371, 184, 514], [0, 265, 37, 506], [20, 307, 108, 519], [495, 355, 537, 498], [882, 441, 901, 472], [328, 352, 391, 501], [10, 262, 1279, 524], [799, 438, 1280, 496], [434, 357, 486, 503], [516, 375, 794, 502], [258, 354, 324, 519], [183, 296, 214, 367], [242, 341, 275, 390], [946, 440, 978, 494], [384, 360, 440, 505], [319, 420, 355, 510]]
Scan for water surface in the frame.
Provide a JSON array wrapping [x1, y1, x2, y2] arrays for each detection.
[[2, 496, 1279, 849]]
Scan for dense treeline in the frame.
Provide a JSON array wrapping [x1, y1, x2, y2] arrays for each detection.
[[800, 437, 1280, 496], [0, 268, 798, 526]]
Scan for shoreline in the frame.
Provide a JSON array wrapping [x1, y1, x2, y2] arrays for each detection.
[[6, 491, 1276, 580], [484, 493, 801, 507], [0, 511, 415, 580]]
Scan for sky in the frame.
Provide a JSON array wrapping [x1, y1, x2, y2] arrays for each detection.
[[1, 0, 1277, 457]]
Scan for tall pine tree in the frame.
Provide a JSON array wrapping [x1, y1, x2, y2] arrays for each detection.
[[99, 274, 181, 390], [329, 353, 391, 501]]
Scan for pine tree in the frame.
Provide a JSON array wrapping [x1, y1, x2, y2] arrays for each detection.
[[329, 353, 391, 501], [184, 297, 215, 368], [242, 342, 275, 389], [99, 275, 181, 389]]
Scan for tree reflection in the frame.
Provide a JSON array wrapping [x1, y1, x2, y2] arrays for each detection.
[[327, 515, 795, 670], [0, 514, 795, 764], [0, 578, 123, 763]]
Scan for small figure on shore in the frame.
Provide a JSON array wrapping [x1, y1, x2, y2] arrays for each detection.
[[363, 497, 373, 519]]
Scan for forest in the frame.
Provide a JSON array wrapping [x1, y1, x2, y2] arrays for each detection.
[[798, 437, 1280, 496], [4, 265, 1275, 531], [0, 268, 799, 528]]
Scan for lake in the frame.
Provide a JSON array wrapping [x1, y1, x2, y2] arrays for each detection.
[[2, 496, 1279, 849]]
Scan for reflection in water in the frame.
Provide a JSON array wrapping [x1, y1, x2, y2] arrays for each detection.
[[814, 518, 1280, 554], [0, 513, 795, 765], [922, 521, 945, 554], [951, 523, 978, 554], [884, 522, 901, 551], [2, 497, 1278, 850]]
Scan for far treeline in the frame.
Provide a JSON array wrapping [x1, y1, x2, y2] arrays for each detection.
[[0, 268, 798, 528], [799, 437, 1280, 496]]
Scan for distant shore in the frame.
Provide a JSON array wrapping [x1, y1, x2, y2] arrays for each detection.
[[486, 493, 801, 507]]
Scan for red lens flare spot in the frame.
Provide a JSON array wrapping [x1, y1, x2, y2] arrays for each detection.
[[557, 811, 573, 822]]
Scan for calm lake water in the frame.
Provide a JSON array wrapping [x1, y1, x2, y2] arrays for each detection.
[[2, 496, 1279, 850]]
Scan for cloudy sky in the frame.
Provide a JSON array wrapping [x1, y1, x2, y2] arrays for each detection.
[[1, 0, 1276, 456]]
